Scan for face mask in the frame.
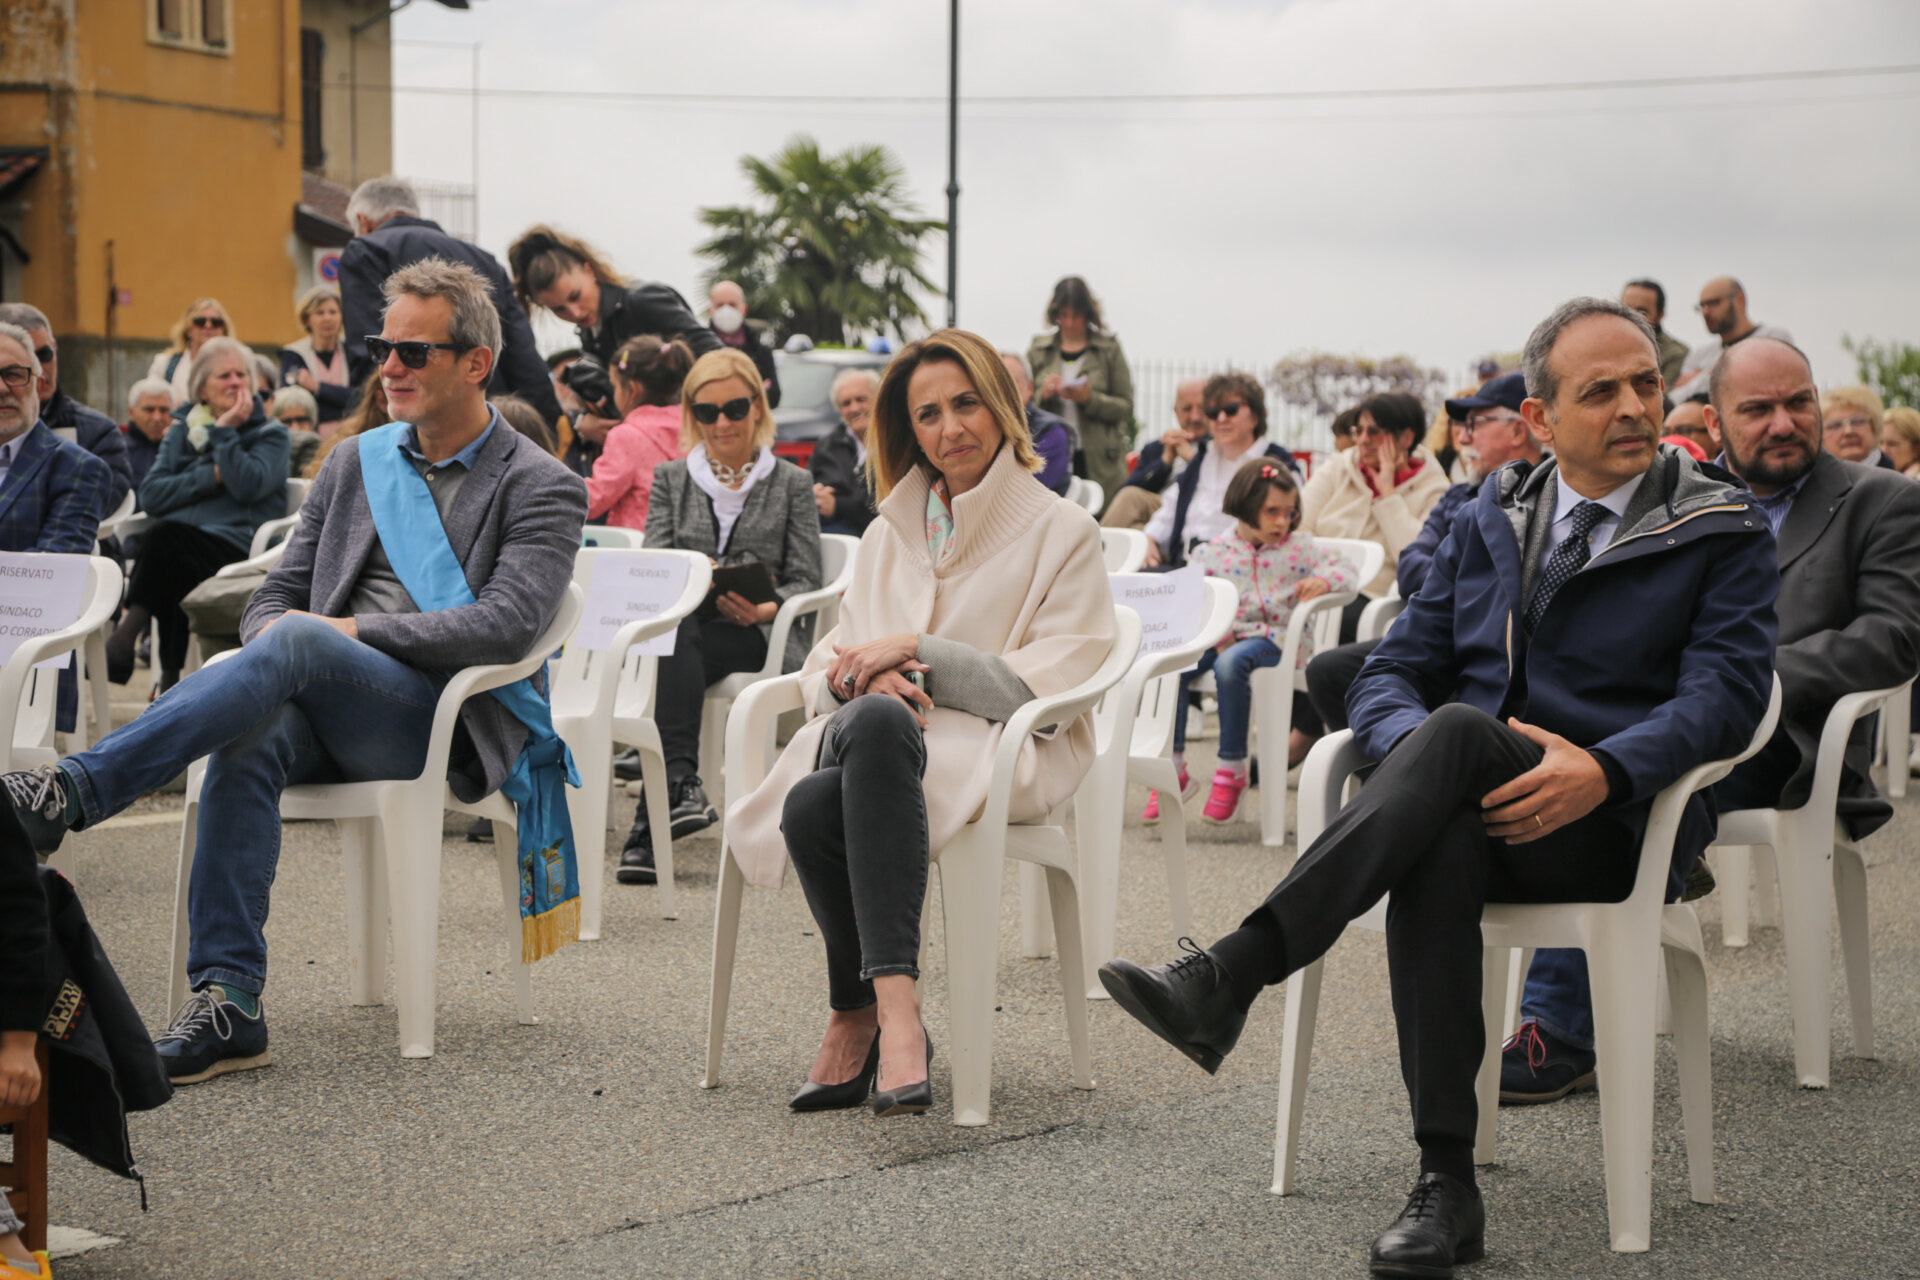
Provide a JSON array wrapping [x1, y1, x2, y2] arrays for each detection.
[[712, 305, 744, 335]]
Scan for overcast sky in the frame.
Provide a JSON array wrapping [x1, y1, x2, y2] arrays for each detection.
[[392, 0, 1920, 398]]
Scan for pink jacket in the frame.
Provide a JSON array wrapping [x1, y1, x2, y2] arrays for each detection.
[[586, 403, 683, 529], [1188, 529, 1358, 665]]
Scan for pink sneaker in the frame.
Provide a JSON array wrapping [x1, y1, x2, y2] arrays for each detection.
[[1201, 767, 1250, 825], [1142, 765, 1195, 825]]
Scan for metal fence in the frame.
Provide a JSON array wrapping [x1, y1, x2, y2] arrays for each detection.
[[409, 179, 476, 242]]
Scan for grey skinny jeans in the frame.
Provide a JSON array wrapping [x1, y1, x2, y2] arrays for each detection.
[[782, 695, 931, 1010]]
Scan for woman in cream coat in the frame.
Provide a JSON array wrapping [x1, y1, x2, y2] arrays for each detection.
[[725, 329, 1117, 1119]]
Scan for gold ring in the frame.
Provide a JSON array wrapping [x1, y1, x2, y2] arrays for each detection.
[[1534, 813, 1545, 828]]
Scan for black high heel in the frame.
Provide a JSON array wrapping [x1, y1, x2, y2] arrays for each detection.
[[789, 1029, 881, 1112], [872, 1025, 934, 1117]]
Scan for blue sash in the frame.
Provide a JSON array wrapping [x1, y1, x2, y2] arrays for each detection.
[[359, 420, 582, 962]]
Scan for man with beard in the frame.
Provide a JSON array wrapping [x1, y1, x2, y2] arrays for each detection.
[[1300, 372, 1540, 738], [1503, 335, 1920, 1105], [1670, 276, 1792, 401], [1099, 298, 1777, 1276]]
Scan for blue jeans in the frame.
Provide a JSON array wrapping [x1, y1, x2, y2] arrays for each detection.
[[1172, 636, 1282, 759], [60, 616, 445, 995]]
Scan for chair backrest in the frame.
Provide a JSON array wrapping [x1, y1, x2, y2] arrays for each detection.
[[554, 547, 712, 726], [1305, 536, 1385, 648], [94, 490, 137, 548], [1068, 476, 1104, 514], [285, 478, 311, 515], [1355, 587, 1405, 643], [1096, 576, 1237, 759], [1100, 527, 1149, 573], [3, 555, 124, 767], [819, 532, 858, 590], [581, 526, 645, 549]]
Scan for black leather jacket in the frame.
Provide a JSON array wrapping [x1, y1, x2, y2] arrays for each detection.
[[580, 282, 723, 367]]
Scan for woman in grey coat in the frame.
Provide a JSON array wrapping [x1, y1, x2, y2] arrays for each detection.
[[627, 348, 822, 882]]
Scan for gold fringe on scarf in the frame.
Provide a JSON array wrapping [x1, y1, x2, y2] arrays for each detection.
[[521, 896, 581, 964]]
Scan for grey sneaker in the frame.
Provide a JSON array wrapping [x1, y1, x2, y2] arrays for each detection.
[[1, 765, 71, 856]]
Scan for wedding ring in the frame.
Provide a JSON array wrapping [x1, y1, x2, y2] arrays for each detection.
[[1534, 813, 1545, 828]]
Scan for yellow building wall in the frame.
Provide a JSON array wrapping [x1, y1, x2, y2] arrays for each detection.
[[301, 0, 393, 191], [1, 0, 305, 401]]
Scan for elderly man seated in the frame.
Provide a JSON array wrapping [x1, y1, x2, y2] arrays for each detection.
[[1100, 298, 1778, 1276], [1502, 335, 1920, 1105], [0, 321, 116, 736], [1, 259, 588, 1086], [0, 303, 132, 515]]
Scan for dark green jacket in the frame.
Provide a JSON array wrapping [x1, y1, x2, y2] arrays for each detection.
[[1027, 328, 1134, 437]]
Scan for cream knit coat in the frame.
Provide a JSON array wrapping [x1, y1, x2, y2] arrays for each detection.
[[1298, 443, 1451, 596], [725, 444, 1118, 889]]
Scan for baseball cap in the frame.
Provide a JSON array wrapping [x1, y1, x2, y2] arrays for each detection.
[[1446, 372, 1528, 421]]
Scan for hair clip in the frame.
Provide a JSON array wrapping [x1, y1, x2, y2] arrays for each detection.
[[1260, 465, 1280, 478]]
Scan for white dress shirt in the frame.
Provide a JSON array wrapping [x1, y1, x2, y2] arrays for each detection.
[[1539, 467, 1645, 570], [1143, 444, 1254, 554]]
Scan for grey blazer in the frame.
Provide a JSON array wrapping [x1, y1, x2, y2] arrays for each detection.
[[242, 419, 589, 802], [1768, 450, 1920, 833], [644, 456, 823, 671]]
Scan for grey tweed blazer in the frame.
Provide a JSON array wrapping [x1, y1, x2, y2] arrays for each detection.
[[644, 456, 823, 671], [242, 418, 589, 802]]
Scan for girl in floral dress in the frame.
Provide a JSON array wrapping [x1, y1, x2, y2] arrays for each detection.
[[1145, 458, 1358, 825]]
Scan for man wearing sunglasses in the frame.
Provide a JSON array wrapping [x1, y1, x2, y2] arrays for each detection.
[[3, 259, 588, 1087], [0, 304, 133, 515]]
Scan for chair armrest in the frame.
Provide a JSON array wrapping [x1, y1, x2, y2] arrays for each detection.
[[110, 513, 156, 542], [762, 585, 841, 676], [723, 673, 806, 803], [216, 544, 287, 579], [1806, 677, 1913, 815], [1255, 590, 1356, 685], [1356, 593, 1406, 643], [0, 560, 125, 730], [249, 514, 300, 559], [1295, 730, 1367, 848]]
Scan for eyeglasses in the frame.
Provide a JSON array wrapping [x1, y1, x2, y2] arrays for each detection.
[[1694, 294, 1733, 313], [191, 315, 226, 329], [1461, 412, 1517, 435], [691, 396, 754, 426], [279, 414, 313, 429], [0, 365, 33, 391], [1205, 401, 1246, 420], [32, 346, 53, 365], [1823, 415, 1874, 433], [365, 337, 473, 369]]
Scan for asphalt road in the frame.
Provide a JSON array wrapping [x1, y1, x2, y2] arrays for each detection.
[[36, 718, 1920, 1280]]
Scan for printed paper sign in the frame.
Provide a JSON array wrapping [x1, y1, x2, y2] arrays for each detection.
[[575, 552, 690, 655], [0, 551, 88, 669], [1110, 565, 1208, 667]]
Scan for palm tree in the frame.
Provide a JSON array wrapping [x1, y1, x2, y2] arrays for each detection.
[[696, 136, 945, 346]]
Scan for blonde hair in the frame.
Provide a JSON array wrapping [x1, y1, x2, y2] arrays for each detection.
[[868, 329, 1040, 500], [1821, 385, 1885, 430], [309, 372, 389, 477], [1883, 405, 1920, 452], [166, 297, 237, 354], [679, 348, 777, 453], [296, 284, 340, 332]]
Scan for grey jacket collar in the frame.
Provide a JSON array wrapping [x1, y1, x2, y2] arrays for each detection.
[[1496, 444, 1753, 605], [1773, 449, 1854, 571]]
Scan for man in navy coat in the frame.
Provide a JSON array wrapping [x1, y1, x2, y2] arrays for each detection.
[[1099, 298, 1779, 1277]]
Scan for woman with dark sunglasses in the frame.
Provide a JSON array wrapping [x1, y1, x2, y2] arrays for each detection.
[[1141, 371, 1299, 570], [147, 297, 238, 404], [621, 349, 821, 885]]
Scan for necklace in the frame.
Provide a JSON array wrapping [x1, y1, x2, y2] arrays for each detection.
[[710, 453, 755, 487]]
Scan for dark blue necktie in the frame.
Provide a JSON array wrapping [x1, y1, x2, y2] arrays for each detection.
[[1526, 500, 1608, 632]]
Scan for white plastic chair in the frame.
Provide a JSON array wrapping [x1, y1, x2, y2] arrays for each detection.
[[1099, 527, 1149, 573], [697, 533, 859, 784], [1066, 476, 1103, 515], [1246, 536, 1385, 845], [1708, 677, 1914, 1088], [245, 478, 311, 559], [1354, 586, 1406, 643], [69, 496, 142, 752], [169, 584, 586, 1058], [3, 555, 124, 771], [1030, 577, 1235, 997], [702, 608, 1144, 1126], [1273, 680, 1781, 1253], [1881, 687, 1910, 800], [93, 491, 137, 549], [551, 548, 711, 931]]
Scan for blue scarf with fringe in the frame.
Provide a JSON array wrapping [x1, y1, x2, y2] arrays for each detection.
[[359, 419, 582, 962]]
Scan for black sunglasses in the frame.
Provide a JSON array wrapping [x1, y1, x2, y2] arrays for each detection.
[[691, 396, 754, 426], [191, 315, 225, 329], [33, 345, 54, 365], [364, 336, 473, 369], [1206, 401, 1246, 420]]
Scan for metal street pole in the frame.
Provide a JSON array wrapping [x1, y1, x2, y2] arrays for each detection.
[[945, 0, 959, 329]]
